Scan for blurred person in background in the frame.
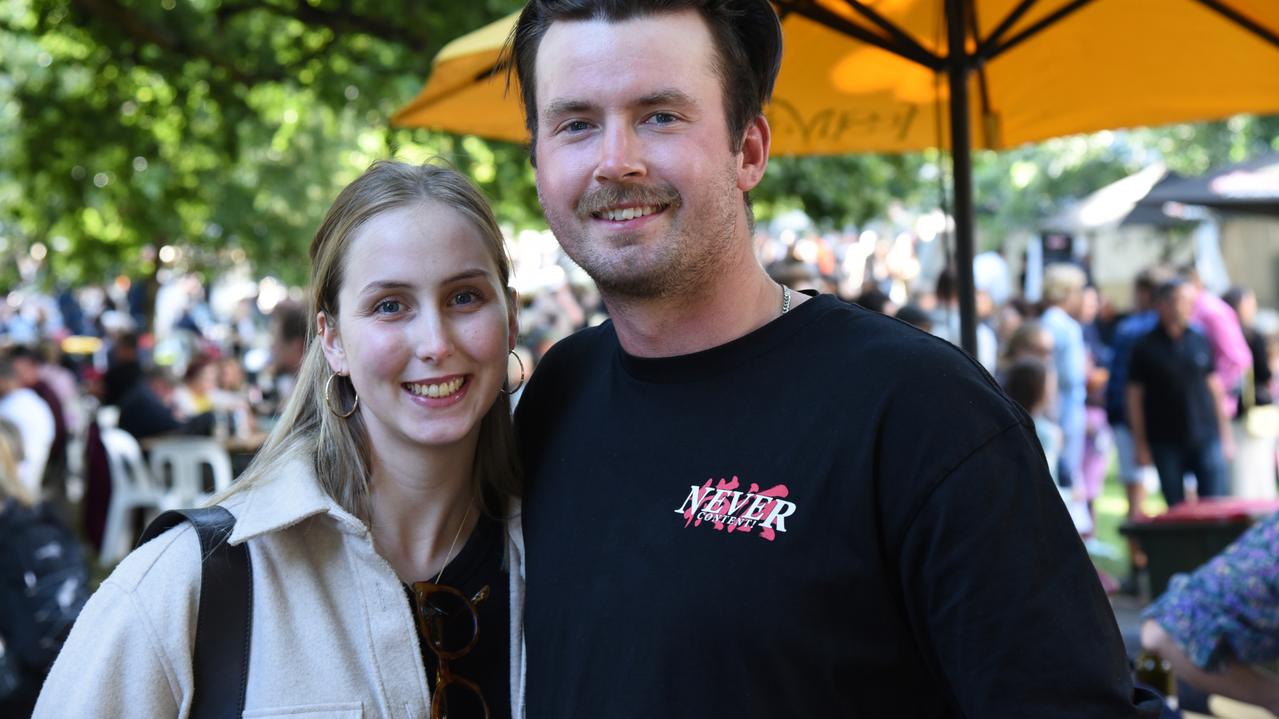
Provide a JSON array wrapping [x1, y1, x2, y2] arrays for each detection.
[[1222, 285, 1277, 499], [118, 366, 214, 440], [101, 331, 142, 407], [1039, 263, 1088, 493], [268, 300, 308, 411], [1182, 265, 1252, 420], [894, 304, 932, 333], [1005, 356, 1063, 486], [172, 354, 218, 420], [1106, 269, 1168, 576], [0, 419, 89, 717], [999, 318, 1055, 388], [24, 343, 81, 438], [1222, 286, 1272, 411], [0, 352, 55, 497], [215, 356, 258, 437], [929, 267, 997, 373], [8, 346, 69, 504], [1128, 279, 1231, 507], [1077, 286, 1111, 527], [1140, 512, 1279, 716], [854, 287, 896, 316]]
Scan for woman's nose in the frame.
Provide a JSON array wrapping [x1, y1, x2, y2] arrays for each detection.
[[412, 312, 454, 363]]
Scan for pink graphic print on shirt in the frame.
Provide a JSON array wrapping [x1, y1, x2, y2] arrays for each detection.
[[675, 476, 797, 541]]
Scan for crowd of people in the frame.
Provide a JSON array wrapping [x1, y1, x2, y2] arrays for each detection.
[[0, 217, 1276, 716], [0, 217, 1276, 715]]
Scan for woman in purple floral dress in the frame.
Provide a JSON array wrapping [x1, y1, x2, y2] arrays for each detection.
[[1140, 512, 1279, 714]]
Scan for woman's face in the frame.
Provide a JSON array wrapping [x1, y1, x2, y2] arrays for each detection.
[[190, 364, 217, 394], [320, 202, 515, 458]]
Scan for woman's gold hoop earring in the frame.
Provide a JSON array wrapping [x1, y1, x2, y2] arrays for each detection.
[[502, 350, 525, 396], [325, 372, 359, 418]]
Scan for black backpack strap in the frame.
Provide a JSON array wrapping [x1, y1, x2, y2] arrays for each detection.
[[139, 507, 252, 719]]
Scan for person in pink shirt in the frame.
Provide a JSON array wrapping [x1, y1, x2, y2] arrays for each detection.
[[1183, 265, 1252, 422]]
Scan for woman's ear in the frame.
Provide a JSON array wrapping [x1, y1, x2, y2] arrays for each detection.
[[507, 288, 520, 352], [316, 311, 346, 374]]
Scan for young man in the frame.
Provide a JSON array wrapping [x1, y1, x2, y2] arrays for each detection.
[[511, 1, 1159, 715]]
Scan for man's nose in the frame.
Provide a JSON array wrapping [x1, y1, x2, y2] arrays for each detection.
[[594, 124, 645, 183]]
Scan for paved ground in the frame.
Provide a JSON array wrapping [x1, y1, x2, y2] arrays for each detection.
[[1111, 593, 1148, 659]]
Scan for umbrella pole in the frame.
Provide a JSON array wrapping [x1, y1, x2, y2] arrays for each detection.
[[946, 0, 979, 358]]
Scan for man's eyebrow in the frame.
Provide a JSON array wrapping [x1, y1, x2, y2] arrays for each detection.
[[542, 90, 696, 118], [543, 98, 597, 118], [635, 89, 697, 108]]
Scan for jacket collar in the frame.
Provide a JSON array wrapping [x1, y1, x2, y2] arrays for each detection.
[[227, 452, 368, 545]]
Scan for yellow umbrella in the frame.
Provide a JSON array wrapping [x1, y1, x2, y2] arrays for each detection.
[[392, 0, 1279, 351]]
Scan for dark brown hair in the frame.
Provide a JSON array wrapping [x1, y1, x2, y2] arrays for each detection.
[[508, 0, 782, 161], [1004, 356, 1049, 415]]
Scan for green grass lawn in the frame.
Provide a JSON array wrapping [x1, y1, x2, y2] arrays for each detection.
[[1090, 458, 1167, 579]]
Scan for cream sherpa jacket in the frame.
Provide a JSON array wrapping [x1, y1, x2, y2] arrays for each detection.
[[33, 454, 526, 718]]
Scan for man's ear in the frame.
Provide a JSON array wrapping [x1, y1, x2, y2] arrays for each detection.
[[507, 288, 520, 352], [736, 114, 771, 193], [316, 311, 346, 374]]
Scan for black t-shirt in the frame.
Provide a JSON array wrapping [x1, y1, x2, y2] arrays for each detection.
[[405, 513, 510, 719], [516, 293, 1157, 718], [1127, 325, 1217, 446]]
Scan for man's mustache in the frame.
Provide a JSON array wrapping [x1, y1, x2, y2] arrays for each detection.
[[576, 183, 682, 217]]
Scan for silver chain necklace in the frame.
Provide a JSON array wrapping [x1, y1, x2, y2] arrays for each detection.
[[781, 284, 792, 315]]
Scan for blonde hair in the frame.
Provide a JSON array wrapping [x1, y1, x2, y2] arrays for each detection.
[[216, 161, 520, 520], [0, 419, 33, 507], [1042, 263, 1086, 306]]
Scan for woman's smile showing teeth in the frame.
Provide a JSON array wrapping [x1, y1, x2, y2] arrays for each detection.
[[403, 376, 467, 401]]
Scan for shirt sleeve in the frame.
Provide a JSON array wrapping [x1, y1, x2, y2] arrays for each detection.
[[33, 527, 201, 718], [1199, 300, 1253, 389], [1142, 514, 1279, 670], [897, 422, 1161, 718], [33, 581, 182, 718]]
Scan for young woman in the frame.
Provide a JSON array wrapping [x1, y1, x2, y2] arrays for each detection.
[[36, 161, 525, 718]]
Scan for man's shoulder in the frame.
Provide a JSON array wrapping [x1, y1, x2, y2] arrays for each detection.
[[0, 387, 53, 422], [803, 299, 995, 375], [1183, 326, 1214, 351], [798, 299, 1023, 424], [1131, 324, 1163, 349]]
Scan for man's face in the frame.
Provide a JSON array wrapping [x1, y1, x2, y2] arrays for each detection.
[[1159, 285, 1194, 330], [532, 10, 764, 300], [11, 358, 38, 387]]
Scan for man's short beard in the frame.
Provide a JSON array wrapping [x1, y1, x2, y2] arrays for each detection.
[[541, 163, 742, 304]]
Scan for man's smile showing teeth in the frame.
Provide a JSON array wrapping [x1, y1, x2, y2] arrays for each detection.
[[404, 377, 465, 398], [595, 205, 662, 221]]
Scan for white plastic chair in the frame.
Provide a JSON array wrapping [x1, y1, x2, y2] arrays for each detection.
[[99, 427, 164, 564], [147, 437, 234, 509], [96, 405, 120, 430]]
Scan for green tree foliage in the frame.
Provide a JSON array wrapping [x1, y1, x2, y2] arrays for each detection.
[[0, 0, 526, 287]]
